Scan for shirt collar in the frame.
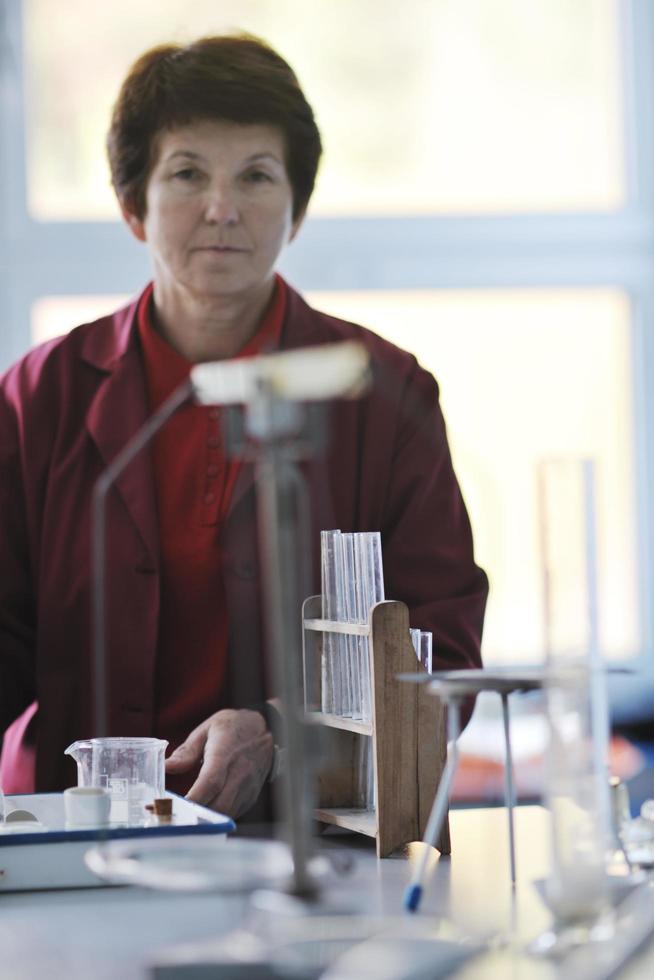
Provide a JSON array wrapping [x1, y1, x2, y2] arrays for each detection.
[[137, 276, 287, 410]]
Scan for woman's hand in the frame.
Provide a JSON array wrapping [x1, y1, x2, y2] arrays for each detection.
[[165, 708, 273, 818]]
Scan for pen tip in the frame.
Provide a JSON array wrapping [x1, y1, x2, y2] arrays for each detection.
[[404, 883, 422, 912]]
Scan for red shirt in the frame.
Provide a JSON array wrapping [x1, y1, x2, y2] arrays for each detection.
[[137, 279, 285, 792]]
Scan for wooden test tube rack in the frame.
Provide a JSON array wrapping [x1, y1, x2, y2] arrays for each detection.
[[302, 595, 451, 858]]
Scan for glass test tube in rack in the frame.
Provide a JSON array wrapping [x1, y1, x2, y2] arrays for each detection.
[[320, 530, 384, 723]]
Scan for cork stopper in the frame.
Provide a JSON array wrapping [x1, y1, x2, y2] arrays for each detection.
[[153, 797, 173, 817], [145, 797, 173, 820]]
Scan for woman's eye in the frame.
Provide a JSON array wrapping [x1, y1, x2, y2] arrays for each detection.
[[173, 168, 200, 181], [244, 169, 272, 184]]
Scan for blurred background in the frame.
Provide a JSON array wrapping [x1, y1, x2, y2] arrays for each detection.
[[1, 0, 653, 797]]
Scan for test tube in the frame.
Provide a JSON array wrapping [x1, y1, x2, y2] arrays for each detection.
[[333, 532, 352, 718], [353, 539, 370, 722], [320, 529, 341, 715], [342, 532, 361, 719], [420, 631, 433, 673], [354, 734, 369, 809], [349, 527, 384, 809], [360, 531, 385, 607], [352, 732, 375, 811], [366, 736, 376, 811], [358, 532, 384, 723], [353, 539, 372, 721]]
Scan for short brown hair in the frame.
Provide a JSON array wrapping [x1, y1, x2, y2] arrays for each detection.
[[107, 34, 322, 222]]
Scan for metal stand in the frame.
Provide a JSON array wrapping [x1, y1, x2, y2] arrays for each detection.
[[404, 668, 545, 912], [92, 380, 193, 738], [93, 342, 370, 906], [93, 383, 324, 897], [245, 382, 320, 898], [189, 342, 369, 897]]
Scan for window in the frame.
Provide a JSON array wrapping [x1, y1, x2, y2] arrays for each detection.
[[308, 287, 637, 664], [25, 0, 623, 219], [31, 295, 128, 345]]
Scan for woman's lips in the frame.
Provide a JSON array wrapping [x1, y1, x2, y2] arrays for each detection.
[[195, 245, 247, 253]]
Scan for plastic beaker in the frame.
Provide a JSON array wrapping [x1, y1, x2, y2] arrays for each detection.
[[65, 737, 168, 825]]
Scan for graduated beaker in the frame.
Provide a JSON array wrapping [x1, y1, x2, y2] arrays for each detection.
[[65, 737, 167, 825]]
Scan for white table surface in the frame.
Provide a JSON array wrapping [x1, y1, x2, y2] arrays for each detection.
[[0, 805, 651, 980]]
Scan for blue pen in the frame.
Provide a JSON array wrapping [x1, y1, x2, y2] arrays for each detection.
[[403, 698, 462, 913]]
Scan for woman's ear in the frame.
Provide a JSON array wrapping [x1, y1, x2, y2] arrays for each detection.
[[120, 199, 147, 243]]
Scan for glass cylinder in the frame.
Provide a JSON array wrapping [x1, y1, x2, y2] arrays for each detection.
[[538, 458, 611, 924]]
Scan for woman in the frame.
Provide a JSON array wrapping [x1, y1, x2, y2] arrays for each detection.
[[0, 35, 487, 819]]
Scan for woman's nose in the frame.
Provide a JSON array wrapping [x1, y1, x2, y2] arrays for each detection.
[[204, 185, 239, 225]]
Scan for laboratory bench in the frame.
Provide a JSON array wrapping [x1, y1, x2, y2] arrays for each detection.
[[1, 805, 654, 980]]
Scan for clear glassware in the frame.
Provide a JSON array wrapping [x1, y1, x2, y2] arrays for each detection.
[[410, 628, 421, 662], [342, 533, 362, 720], [86, 836, 312, 892], [320, 529, 385, 804], [333, 532, 352, 718], [353, 735, 376, 812], [420, 632, 433, 673], [543, 662, 611, 922], [533, 458, 613, 953], [65, 737, 168, 826], [355, 532, 385, 724], [320, 529, 341, 715], [352, 532, 385, 803]]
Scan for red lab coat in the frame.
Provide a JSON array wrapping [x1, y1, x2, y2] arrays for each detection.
[[0, 281, 488, 795]]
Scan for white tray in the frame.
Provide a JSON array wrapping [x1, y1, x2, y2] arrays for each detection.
[[0, 792, 234, 892]]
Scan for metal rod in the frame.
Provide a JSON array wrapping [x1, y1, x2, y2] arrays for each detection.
[[91, 380, 192, 738], [251, 386, 316, 898], [500, 691, 517, 888], [583, 460, 611, 845]]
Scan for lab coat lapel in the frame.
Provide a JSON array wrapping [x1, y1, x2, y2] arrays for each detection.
[[85, 341, 160, 567]]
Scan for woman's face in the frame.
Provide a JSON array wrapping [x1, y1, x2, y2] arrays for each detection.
[[123, 118, 302, 305]]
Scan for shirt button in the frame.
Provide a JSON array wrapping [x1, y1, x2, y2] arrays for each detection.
[[207, 436, 220, 448], [204, 492, 216, 505], [207, 464, 219, 478]]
